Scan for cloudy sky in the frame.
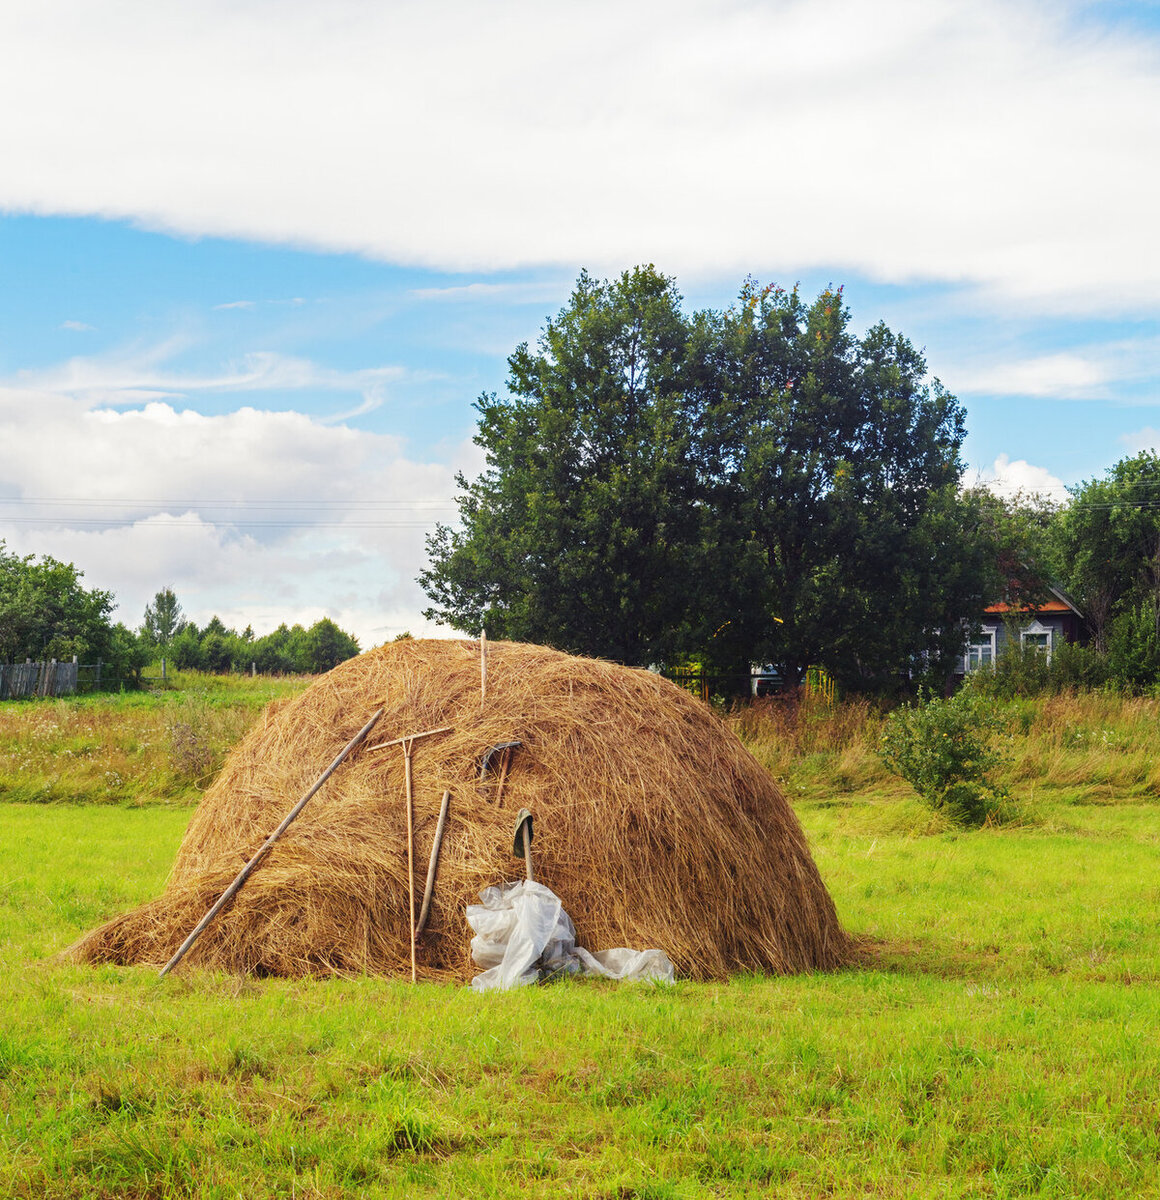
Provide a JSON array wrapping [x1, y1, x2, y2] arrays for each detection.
[[2, 0, 1159, 647]]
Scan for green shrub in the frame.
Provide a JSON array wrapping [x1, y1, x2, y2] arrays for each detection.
[[967, 639, 1112, 699], [879, 690, 1011, 826], [1107, 601, 1160, 691]]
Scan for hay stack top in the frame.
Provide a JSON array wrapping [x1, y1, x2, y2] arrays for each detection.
[[75, 639, 852, 979]]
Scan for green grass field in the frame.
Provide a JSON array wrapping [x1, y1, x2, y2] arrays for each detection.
[[2, 685, 1160, 1197]]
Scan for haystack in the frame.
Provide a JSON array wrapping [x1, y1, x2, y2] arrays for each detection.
[[73, 639, 852, 980]]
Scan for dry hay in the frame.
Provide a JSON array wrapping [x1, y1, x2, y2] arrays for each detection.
[[72, 639, 853, 980]]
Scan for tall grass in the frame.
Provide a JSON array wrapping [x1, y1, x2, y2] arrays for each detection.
[[729, 693, 901, 801], [0, 673, 310, 805], [729, 689, 1160, 810]]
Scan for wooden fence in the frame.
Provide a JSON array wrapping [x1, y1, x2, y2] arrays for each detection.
[[0, 658, 81, 700]]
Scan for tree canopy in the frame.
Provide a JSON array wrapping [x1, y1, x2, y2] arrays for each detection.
[[421, 267, 998, 688], [1050, 451, 1160, 650], [142, 587, 185, 650], [167, 613, 360, 674], [421, 267, 701, 666], [0, 541, 115, 663]]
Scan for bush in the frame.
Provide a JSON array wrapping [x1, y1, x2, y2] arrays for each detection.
[[1107, 601, 1160, 691], [879, 690, 1011, 826], [966, 638, 1112, 699]]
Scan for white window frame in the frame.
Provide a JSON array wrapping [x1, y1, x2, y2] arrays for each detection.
[[1020, 620, 1054, 662], [964, 625, 997, 673]]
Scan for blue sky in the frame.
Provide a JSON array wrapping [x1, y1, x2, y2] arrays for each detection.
[[2, 0, 1159, 646]]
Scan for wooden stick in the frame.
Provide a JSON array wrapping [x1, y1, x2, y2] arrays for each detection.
[[480, 629, 488, 706], [494, 745, 512, 807], [159, 708, 384, 979], [364, 726, 452, 753], [523, 824, 534, 883], [403, 739, 417, 983], [415, 789, 451, 937]]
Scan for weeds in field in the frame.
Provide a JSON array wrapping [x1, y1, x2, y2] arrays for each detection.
[[732, 689, 1160, 812], [0, 674, 309, 805]]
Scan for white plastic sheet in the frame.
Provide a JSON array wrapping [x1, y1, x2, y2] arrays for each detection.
[[466, 880, 675, 992]]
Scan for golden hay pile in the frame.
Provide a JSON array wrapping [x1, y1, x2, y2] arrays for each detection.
[[73, 639, 853, 980]]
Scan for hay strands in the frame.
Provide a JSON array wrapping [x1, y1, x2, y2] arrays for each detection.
[[157, 707, 385, 979], [415, 789, 451, 938]]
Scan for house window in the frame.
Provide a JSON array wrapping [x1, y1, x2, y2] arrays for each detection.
[[1021, 622, 1054, 661], [964, 627, 997, 672]]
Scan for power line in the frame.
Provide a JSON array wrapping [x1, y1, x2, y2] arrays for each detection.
[[0, 497, 457, 508], [0, 517, 442, 529], [0, 495, 460, 531]]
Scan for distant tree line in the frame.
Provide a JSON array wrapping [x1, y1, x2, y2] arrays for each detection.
[[0, 557, 361, 687], [160, 610, 360, 675]]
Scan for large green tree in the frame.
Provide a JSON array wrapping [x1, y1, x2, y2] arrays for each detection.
[[302, 618, 360, 672], [0, 541, 115, 663], [420, 266, 702, 664], [421, 269, 996, 685], [693, 282, 986, 689], [1052, 451, 1160, 650]]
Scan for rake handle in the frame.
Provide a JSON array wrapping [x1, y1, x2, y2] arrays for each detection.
[[158, 708, 384, 979], [404, 743, 417, 982]]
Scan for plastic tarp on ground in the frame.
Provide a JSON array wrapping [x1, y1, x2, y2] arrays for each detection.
[[466, 880, 675, 992]]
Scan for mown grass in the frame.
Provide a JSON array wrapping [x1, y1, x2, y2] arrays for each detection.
[[3, 685, 1160, 1196]]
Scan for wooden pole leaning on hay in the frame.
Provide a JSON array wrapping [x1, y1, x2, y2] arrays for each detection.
[[480, 629, 487, 706], [158, 707, 385, 979], [404, 737, 416, 982], [376, 725, 454, 983], [415, 789, 451, 937]]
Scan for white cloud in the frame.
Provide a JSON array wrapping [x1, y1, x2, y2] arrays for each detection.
[[6, 342, 405, 409], [972, 454, 1068, 500], [953, 353, 1109, 398], [410, 280, 572, 304], [0, 384, 464, 646], [213, 300, 256, 310], [1120, 427, 1160, 455], [1, 0, 1157, 315], [60, 319, 95, 331]]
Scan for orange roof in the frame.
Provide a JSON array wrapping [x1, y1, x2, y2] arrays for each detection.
[[984, 599, 1073, 615]]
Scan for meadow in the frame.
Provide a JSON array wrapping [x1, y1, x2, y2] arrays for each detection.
[[2, 681, 1159, 1197]]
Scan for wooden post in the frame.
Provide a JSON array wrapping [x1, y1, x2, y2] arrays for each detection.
[[480, 629, 488, 706], [158, 707, 384, 978]]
